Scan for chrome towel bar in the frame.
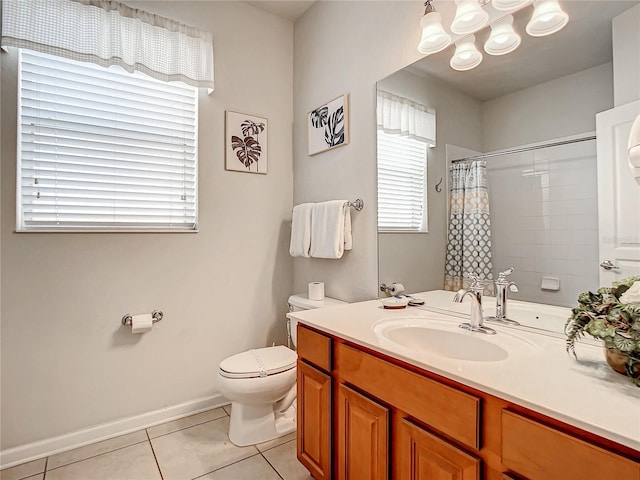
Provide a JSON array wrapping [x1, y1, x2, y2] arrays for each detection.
[[345, 198, 364, 211]]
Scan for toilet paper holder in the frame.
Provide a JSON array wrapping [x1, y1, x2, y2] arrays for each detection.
[[121, 310, 163, 326]]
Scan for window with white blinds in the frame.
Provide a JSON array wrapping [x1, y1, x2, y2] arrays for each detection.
[[377, 129, 428, 232], [17, 49, 198, 232]]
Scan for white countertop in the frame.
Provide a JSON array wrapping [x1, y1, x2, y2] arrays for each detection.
[[288, 290, 640, 451]]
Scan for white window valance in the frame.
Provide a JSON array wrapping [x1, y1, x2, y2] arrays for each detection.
[[376, 90, 436, 146], [1, 0, 214, 89]]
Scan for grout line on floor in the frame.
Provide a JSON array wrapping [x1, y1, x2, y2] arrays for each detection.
[[260, 452, 285, 480], [188, 451, 262, 480], [148, 414, 230, 441], [43, 439, 149, 473], [42, 457, 48, 479], [259, 437, 297, 454], [145, 429, 164, 480]]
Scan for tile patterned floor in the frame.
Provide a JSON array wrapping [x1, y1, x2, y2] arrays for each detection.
[[1, 407, 313, 480]]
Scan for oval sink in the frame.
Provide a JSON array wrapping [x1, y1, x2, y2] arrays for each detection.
[[383, 326, 508, 361], [373, 317, 537, 362]]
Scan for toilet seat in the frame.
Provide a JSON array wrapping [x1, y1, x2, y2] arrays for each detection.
[[219, 345, 297, 379]]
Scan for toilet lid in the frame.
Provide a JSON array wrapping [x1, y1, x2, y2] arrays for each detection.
[[219, 346, 297, 379]]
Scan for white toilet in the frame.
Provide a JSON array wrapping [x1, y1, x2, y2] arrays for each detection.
[[216, 294, 346, 446]]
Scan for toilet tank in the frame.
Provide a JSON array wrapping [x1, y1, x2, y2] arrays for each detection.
[[287, 294, 346, 347]]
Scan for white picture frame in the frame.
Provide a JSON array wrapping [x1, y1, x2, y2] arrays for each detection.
[[225, 111, 268, 174], [307, 94, 350, 156]]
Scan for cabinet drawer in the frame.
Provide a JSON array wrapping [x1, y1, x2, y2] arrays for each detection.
[[501, 409, 640, 480], [297, 325, 332, 371], [337, 343, 480, 450]]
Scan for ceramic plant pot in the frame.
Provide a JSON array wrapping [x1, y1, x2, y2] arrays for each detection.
[[604, 347, 640, 378]]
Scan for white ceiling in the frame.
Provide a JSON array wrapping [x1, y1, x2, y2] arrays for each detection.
[[406, 0, 638, 101], [244, 1, 637, 99], [246, 0, 316, 21]]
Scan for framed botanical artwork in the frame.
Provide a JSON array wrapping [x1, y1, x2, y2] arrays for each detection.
[[225, 111, 268, 174], [307, 94, 349, 156]]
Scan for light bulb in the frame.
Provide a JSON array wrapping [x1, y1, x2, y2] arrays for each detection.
[[451, 0, 489, 35], [418, 9, 451, 54], [485, 15, 521, 55], [526, 0, 569, 37], [492, 0, 530, 11], [450, 35, 483, 71]]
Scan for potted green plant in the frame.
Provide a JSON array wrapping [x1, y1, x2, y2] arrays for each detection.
[[565, 276, 640, 384]]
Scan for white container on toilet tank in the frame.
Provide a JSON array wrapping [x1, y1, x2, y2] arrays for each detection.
[[216, 293, 346, 446]]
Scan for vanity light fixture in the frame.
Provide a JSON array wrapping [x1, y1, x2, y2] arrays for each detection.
[[415, 0, 569, 72], [451, 0, 490, 35], [526, 0, 569, 37], [484, 15, 521, 55], [450, 35, 483, 71], [418, 1, 452, 54]]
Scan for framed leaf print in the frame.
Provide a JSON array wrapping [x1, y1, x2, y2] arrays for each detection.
[[307, 94, 350, 156], [225, 111, 268, 174]]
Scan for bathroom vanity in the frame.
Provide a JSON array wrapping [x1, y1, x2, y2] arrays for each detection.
[[290, 294, 640, 480]]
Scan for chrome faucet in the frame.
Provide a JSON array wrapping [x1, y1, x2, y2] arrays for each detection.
[[453, 272, 496, 335], [486, 268, 520, 326]]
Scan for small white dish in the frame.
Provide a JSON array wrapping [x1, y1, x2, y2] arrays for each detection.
[[381, 297, 409, 309]]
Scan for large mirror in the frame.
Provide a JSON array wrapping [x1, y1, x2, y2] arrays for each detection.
[[377, 0, 639, 309]]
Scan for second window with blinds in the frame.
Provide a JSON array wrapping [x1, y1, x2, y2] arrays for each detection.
[[377, 130, 428, 233], [17, 49, 199, 232]]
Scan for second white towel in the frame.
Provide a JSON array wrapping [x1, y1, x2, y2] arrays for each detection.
[[310, 200, 352, 259], [289, 203, 313, 257]]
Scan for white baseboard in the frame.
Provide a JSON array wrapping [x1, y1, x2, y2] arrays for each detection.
[[0, 394, 229, 470]]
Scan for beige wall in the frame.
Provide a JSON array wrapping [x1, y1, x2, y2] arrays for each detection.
[[613, 4, 640, 106], [292, 1, 425, 302], [482, 62, 614, 152], [0, 1, 293, 449]]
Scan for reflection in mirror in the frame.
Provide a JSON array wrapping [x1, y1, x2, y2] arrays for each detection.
[[376, 91, 436, 234], [377, 1, 640, 314]]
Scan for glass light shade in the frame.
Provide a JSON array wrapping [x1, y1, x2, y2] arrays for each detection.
[[484, 15, 521, 55], [526, 0, 569, 37], [629, 114, 640, 168], [451, 0, 490, 35], [418, 11, 452, 54], [450, 35, 483, 71], [492, 0, 530, 11]]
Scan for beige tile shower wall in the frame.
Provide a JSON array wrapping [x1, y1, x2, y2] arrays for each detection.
[[1, 2, 293, 449], [487, 139, 599, 307], [481, 62, 613, 307]]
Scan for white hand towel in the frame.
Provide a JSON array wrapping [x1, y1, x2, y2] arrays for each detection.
[[289, 203, 313, 257], [310, 200, 350, 259], [344, 207, 352, 251]]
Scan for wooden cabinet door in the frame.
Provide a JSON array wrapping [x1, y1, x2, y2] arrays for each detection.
[[337, 384, 389, 480], [501, 409, 640, 480], [297, 361, 332, 480], [397, 418, 480, 480]]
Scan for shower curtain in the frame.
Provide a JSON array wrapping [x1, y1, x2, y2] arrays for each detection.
[[444, 161, 493, 292]]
